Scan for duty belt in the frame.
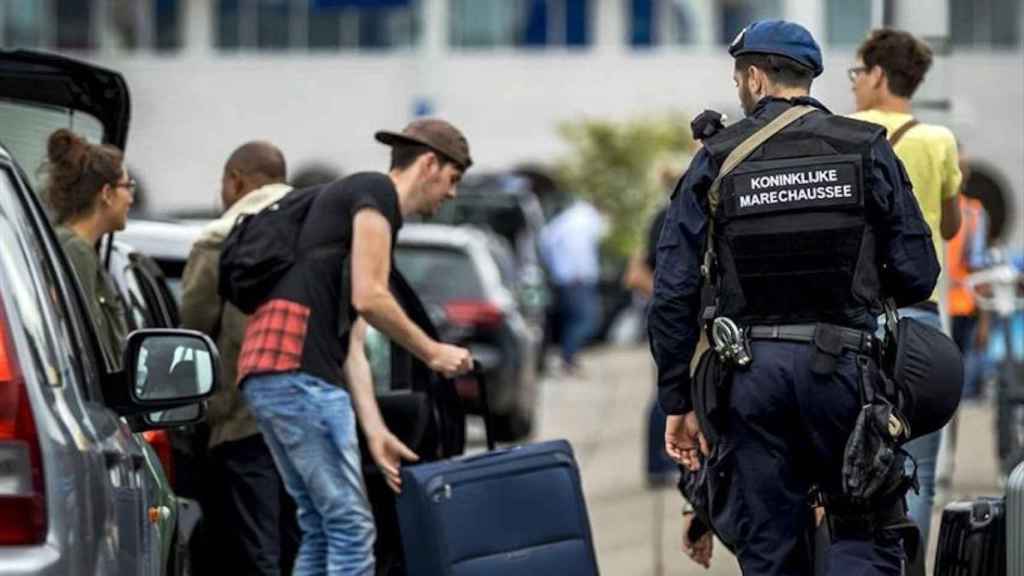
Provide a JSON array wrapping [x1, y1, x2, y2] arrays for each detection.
[[748, 324, 877, 355]]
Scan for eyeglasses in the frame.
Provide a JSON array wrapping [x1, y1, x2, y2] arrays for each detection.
[[847, 66, 869, 82], [114, 178, 137, 193]]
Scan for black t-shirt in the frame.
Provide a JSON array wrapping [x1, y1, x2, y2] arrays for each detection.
[[274, 172, 403, 386]]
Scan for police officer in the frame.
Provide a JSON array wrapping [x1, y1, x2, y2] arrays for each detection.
[[648, 20, 939, 575]]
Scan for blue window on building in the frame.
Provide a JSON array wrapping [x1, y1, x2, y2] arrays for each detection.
[[217, 0, 418, 50], [449, 0, 589, 48], [55, 0, 95, 50], [258, 0, 291, 49], [719, 0, 783, 45], [154, 0, 182, 50], [826, 0, 870, 46], [629, 0, 655, 46], [1, 0, 180, 51], [627, 0, 698, 47], [951, 0, 1021, 48], [314, 0, 410, 6], [2, 0, 43, 48], [564, 0, 587, 45], [217, 0, 242, 48], [523, 0, 549, 46]]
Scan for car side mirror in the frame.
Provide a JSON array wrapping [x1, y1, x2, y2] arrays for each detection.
[[105, 329, 219, 416], [143, 403, 205, 428], [127, 402, 207, 432]]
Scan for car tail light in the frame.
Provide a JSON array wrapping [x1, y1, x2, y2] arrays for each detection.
[[444, 300, 504, 329], [142, 431, 174, 487], [0, 297, 47, 545]]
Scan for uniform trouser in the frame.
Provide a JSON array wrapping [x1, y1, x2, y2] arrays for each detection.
[[707, 341, 904, 576]]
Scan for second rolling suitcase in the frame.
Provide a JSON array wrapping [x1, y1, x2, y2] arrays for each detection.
[[934, 496, 1006, 576]]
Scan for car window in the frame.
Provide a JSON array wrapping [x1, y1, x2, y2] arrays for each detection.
[[0, 99, 105, 192], [394, 245, 484, 302], [122, 264, 157, 330], [0, 165, 83, 390], [430, 195, 528, 249], [484, 236, 518, 288]]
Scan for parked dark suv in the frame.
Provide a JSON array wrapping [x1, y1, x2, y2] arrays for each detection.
[[395, 223, 540, 441], [0, 49, 217, 576]]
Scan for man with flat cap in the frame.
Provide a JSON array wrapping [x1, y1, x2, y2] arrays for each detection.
[[237, 118, 475, 574], [648, 20, 939, 575]]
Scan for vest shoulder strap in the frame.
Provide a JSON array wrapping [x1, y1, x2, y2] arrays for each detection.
[[707, 105, 817, 214], [700, 105, 817, 287]]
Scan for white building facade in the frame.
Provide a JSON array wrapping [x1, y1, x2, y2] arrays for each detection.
[[2, 0, 1021, 244]]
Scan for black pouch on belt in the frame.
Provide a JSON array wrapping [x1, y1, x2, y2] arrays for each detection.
[[811, 324, 844, 376], [691, 349, 729, 448]]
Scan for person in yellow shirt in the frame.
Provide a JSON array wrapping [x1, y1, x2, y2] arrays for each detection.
[[849, 28, 962, 548]]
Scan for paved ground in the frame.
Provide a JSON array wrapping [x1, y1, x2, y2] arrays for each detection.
[[503, 345, 1005, 575]]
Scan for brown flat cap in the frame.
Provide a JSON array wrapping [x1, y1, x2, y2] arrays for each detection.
[[375, 118, 473, 170]]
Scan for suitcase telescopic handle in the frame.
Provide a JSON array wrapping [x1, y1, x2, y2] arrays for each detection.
[[472, 360, 497, 451]]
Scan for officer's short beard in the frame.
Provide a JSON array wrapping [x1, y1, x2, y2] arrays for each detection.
[[738, 79, 759, 117]]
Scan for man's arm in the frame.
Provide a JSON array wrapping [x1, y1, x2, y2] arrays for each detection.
[[940, 195, 961, 241], [622, 252, 655, 298], [346, 318, 418, 493], [179, 242, 223, 335], [351, 209, 472, 377], [866, 138, 941, 306], [939, 136, 964, 240], [647, 151, 713, 417]]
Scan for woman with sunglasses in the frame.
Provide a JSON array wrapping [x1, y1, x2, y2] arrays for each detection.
[[44, 128, 135, 363]]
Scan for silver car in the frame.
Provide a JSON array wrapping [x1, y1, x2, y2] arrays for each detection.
[[0, 50, 218, 575]]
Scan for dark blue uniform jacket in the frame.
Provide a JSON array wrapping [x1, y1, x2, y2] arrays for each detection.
[[648, 96, 940, 415]]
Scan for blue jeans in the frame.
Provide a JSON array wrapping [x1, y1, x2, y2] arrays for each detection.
[[879, 306, 943, 546], [243, 372, 376, 576], [557, 282, 600, 365]]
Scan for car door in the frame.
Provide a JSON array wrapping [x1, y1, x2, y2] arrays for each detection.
[[0, 154, 154, 574], [0, 51, 159, 575]]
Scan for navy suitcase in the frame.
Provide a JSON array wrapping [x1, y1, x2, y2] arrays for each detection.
[[395, 369, 599, 575]]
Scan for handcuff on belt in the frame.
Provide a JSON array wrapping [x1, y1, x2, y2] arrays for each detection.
[[711, 316, 752, 368]]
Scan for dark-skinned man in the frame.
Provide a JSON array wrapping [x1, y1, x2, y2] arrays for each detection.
[[180, 141, 298, 575]]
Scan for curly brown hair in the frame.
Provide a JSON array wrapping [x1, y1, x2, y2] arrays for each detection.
[[857, 29, 933, 99], [43, 129, 125, 224]]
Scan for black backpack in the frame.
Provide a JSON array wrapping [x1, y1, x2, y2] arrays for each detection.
[[218, 185, 322, 314]]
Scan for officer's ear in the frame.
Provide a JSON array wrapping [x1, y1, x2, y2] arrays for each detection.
[[743, 65, 765, 93]]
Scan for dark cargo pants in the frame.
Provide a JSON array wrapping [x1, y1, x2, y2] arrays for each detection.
[[706, 341, 904, 575]]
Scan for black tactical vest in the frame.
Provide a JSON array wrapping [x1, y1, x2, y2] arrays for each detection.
[[703, 106, 886, 328]]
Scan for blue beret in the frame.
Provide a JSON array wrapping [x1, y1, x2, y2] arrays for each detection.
[[728, 20, 823, 78]]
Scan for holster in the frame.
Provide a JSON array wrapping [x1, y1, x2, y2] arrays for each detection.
[[830, 354, 923, 574]]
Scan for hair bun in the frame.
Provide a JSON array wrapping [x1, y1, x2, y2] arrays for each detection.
[[46, 128, 86, 165]]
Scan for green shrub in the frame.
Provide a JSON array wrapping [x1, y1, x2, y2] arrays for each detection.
[[556, 113, 697, 259]]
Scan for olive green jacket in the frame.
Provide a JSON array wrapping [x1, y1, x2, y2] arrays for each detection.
[[56, 226, 128, 367], [179, 183, 292, 449]]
